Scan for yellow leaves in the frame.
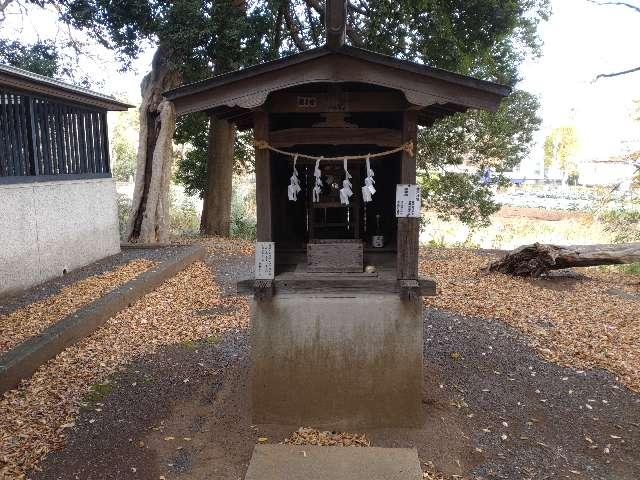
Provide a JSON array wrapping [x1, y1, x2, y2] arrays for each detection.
[[0, 239, 251, 478], [283, 427, 370, 447], [420, 247, 640, 393], [0, 259, 155, 353]]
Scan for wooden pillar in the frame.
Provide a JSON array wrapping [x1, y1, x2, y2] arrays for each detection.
[[396, 110, 419, 280], [254, 110, 272, 241]]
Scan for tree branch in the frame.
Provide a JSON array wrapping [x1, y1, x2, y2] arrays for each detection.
[[594, 65, 640, 81], [587, 0, 640, 14], [348, 1, 367, 16], [284, 2, 308, 51], [271, 4, 285, 56]]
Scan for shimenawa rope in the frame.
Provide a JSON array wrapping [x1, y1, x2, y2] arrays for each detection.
[[253, 140, 414, 161]]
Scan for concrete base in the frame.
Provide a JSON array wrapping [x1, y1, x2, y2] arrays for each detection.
[[0, 177, 120, 296], [244, 445, 422, 480], [251, 294, 423, 428]]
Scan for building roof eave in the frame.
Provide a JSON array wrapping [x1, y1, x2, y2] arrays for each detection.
[[0, 64, 133, 111]]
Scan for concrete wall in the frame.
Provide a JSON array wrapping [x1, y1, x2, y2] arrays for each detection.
[[0, 177, 120, 296], [251, 294, 423, 429]]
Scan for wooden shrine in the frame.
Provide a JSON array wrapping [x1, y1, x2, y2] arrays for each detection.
[[164, 0, 510, 428]]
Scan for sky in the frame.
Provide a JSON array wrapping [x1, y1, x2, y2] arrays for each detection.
[[518, 0, 640, 176], [5, 0, 640, 176]]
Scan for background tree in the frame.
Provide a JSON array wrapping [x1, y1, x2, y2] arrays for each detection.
[[59, 0, 274, 242], [418, 90, 541, 227], [0, 40, 64, 77], [544, 125, 579, 186], [111, 108, 140, 182], [42, 0, 549, 239], [174, 0, 550, 229]]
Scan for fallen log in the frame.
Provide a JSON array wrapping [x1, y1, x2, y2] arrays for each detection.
[[486, 242, 640, 277]]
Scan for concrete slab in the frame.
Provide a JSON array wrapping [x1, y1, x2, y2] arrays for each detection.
[[244, 445, 422, 480], [251, 294, 423, 428]]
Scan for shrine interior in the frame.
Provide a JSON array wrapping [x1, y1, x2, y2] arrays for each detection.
[[264, 82, 405, 275]]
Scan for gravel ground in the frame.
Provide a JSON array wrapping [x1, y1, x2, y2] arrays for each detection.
[[425, 309, 640, 479], [0, 241, 248, 479], [0, 246, 188, 317], [29, 246, 640, 480]]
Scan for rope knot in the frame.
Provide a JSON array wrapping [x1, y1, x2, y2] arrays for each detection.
[[254, 140, 270, 150], [403, 141, 414, 156]]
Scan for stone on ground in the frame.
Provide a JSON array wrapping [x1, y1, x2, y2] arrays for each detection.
[[244, 445, 422, 480]]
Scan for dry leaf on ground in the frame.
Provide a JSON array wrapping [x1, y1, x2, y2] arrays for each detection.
[[421, 248, 640, 392], [0, 259, 155, 354], [0, 240, 248, 479], [283, 427, 370, 447]]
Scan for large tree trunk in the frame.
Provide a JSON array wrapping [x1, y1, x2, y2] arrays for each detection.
[[126, 46, 181, 243], [486, 242, 640, 277], [198, 0, 246, 236], [200, 115, 236, 235]]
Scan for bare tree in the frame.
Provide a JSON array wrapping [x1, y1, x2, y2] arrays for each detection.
[[588, 0, 640, 80]]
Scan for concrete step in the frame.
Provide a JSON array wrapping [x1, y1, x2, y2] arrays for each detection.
[[244, 445, 422, 480]]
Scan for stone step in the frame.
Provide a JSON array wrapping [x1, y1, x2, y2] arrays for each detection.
[[244, 445, 422, 480]]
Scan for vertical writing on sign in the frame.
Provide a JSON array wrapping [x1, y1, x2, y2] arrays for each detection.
[[395, 184, 421, 218], [255, 242, 275, 279]]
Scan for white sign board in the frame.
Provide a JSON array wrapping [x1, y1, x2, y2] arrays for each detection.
[[395, 184, 421, 218], [255, 242, 275, 279]]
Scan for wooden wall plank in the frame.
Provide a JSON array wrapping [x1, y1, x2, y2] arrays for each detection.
[[27, 97, 39, 175], [78, 111, 88, 173], [0, 88, 113, 179], [100, 112, 111, 173], [87, 112, 96, 173], [0, 95, 6, 176], [54, 104, 65, 174], [396, 110, 419, 280], [1, 94, 11, 176], [267, 91, 407, 113], [66, 107, 76, 173], [63, 107, 73, 174], [6, 94, 18, 176], [14, 96, 24, 175], [15, 96, 28, 175], [269, 127, 402, 148], [72, 111, 82, 173], [94, 111, 105, 172], [254, 110, 272, 241]]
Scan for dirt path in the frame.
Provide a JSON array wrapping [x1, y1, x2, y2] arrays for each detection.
[[29, 247, 640, 480]]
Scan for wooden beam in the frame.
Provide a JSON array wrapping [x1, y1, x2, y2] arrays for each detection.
[[267, 91, 407, 113], [325, 0, 347, 49], [269, 127, 401, 148], [399, 280, 420, 300], [254, 279, 274, 300], [237, 277, 436, 296], [254, 110, 272, 241], [397, 110, 419, 280]]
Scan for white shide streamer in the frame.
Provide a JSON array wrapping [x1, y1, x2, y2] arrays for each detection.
[[312, 157, 324, 202], [362, 155, 376, 203], [287, 154, 302, 201], [339, 158, 353, 205]]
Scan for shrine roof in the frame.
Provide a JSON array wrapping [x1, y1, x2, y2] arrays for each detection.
[[164, 45, 511, 126]]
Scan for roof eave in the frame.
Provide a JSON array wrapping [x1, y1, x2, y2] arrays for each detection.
[[0, 66, 133, 111], [164, 45, 511, 103]]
